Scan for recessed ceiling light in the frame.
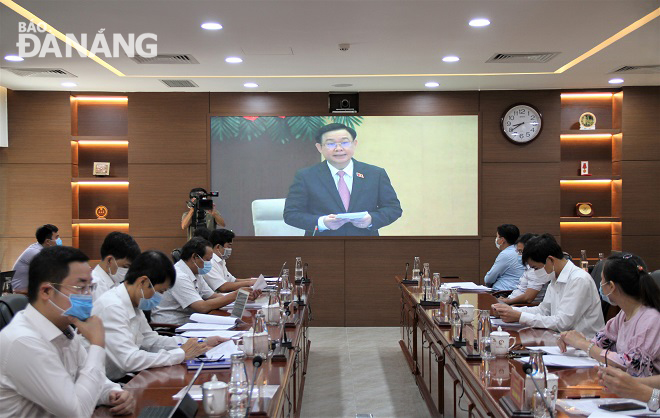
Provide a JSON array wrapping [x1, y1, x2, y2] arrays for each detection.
[[608, 78, 624, 84], [442, 55, 460, 63], [61, 82, 78, 87], [4, 55, 24, 62], [225, 57, 243, 64], [469, 18, 490, 27], [425, 82, 440, 88], [201, 22, 223, 30], [243, 82, 259, 88]]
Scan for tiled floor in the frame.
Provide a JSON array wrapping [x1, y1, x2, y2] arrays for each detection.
[[300, 327, 431, 418]]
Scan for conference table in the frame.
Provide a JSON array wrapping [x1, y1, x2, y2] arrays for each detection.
[[93, 287, 312, 418], [397, 277, 618, 418]]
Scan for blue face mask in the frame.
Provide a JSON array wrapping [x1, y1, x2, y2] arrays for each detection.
[[50, 289, 93, 321], [195, 256, 213, 275], [55, 238, 63, 246], [599, 283, 616, 306], [138, 284, 163, 311]]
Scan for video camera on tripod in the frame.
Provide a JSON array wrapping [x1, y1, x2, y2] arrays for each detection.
[[187, 189, 219, 228]]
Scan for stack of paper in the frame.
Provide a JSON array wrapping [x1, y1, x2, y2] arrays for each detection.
[[175, 323, 234, 333], [442, 282, 491, 291], [181, 330, 247, 339], [220, 302, 265, 311], [491, 318, 527, 329], [335, 211, 369, 220], [189, 313, 239, 326], [516, 354, 599, 368], [205, 340, 242, 360], [527, 346, 588, 357], [557, 398, 649, 416]]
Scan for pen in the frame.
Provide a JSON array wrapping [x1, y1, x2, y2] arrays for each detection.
[[178, 338, 205, 345], [566, 395, 600, 399]]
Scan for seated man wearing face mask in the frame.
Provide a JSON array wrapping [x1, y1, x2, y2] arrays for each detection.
[[493, 233, 604, 338], [203, 229, 256, 293], [484, 224, 525, 291], [91, 232, 141, 301], [11, 224, 62, 293], [90, 251, 224, 381], [151, 238, 261, 325]]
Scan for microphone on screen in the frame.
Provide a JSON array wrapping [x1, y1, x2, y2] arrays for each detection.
[[522, 362, 553, 418], [245, 355, 265, 417]]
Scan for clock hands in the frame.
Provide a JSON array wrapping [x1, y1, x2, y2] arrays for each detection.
[[511, 122, 525, 129]]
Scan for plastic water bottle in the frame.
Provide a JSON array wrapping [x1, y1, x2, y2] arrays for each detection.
[[228, 353, 249, 417]]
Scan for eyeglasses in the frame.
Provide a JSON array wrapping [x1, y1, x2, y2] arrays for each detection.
[[324, 141, 353, 150], [51, 282, 96, 295]]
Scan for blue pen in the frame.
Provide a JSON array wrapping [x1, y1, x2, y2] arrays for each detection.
[[178, 338, 205, 346]]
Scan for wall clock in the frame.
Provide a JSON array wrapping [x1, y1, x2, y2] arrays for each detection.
[[501, 103, 543, 144]]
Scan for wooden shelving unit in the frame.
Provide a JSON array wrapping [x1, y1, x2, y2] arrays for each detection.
[[70, 95, 129, 256], [560, 91, 623, 260]]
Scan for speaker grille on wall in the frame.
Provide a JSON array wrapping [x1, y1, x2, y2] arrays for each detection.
[[329, 93, 358, 113]]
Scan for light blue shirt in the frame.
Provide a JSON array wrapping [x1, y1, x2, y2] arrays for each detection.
[[317, 160, 354, 231], [11, 242, 43, 291], [484, 245, 525, 291]]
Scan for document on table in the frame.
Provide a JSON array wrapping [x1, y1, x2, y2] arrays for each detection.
[[264, 276, 281, 283], [181, 330, 247, 339], [516, 354, 599, 368], [491, 318, 527, 329], [557, 398, 650, 416], [220, 302, 265, 311], [527, 345, 588, 357], [335, 211, 368, 220], [189, 313, 238, 326], [174, 384, 281, 401], [252, 274, 267, 291], [442, 282, 491, 291], [175, 322, 234, 333], [205, 340, 242, 360]]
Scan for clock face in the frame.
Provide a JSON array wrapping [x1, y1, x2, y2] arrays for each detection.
[[501, 104, 543, 144]]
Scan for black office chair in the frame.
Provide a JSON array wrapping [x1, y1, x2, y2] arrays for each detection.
[[651, 270, 660, 289], [0, 294, 29, 330], [1, 271, 16, 293], [171, 248, 182, 263]]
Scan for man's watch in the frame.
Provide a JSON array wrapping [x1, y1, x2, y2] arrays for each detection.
[[649, 388, 660, 412]]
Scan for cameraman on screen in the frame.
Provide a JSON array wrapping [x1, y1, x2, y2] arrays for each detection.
[[181, 188, 225, 240]]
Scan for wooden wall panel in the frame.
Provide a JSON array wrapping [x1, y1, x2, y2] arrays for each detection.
[[621, 161, 660, 236], [345, 238, 480, 326], [76, 102, 128, 136], [128, 164, 207, 238], [621, 236, 660, 272], [481, 162, 560, 236], [210, 93, 330, 116], [226, 238, 346, 327], [481, 90, 560, 163], [1, 91, 70, 164], [133, 237, 188, 260], [359, 92, 479, 116], [128, 93, 209, 164], [621, 86, 660, 161]]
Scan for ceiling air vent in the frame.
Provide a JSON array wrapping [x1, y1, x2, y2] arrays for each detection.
[[610, 65, 660, 74], [486, 52, 560, 64], [2, 68, 77, 77], [160, 79, 199, 88], [131, 54, 199, 64]]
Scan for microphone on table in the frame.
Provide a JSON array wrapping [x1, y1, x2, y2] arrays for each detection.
[[245, 355, 264, 418], [522, 362, 553, 418], [404, 263, 409, 280]]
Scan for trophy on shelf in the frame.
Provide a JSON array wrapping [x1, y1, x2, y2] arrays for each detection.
[[95, 205, 108, 219], [579, 112, 596, 130], [93, 161, 110, 176]]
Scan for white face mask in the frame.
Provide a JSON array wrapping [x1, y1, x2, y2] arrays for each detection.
[[109, 258, 128, 284], [495, 237, 501, 250], [221, 247, 232, 260], [532, 267, 552, 282]]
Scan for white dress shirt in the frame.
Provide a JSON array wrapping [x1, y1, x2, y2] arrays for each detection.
[[150, 260, 215, 325], [508, 266, 550, 303], [203, 253, 237, 291], [0, 304, 120, 418], [91, 284, 186, 381], [514, 261, 605, 338], [91, 264, 119, 302], [317, 160, 354, 231]]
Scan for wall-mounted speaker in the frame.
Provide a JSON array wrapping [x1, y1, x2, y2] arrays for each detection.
[[329, 92, 358, 114]]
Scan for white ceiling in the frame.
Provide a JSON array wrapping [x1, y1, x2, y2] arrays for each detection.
[[0, 0, 659, 92]]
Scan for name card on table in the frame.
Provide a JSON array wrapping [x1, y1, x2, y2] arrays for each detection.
[[510, 368, 525, 410], [231, 288, 250, 318]]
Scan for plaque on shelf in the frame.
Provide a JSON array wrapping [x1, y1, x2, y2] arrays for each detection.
[[95, 205, 108, 219], [576, 202, 594, 217], [579, 112, 596, 130], [579, 160, 591, 176], [93, 161, 110, 176]]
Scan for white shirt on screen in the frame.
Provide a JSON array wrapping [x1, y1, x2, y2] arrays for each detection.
[[150, 259, 215, 325], [0, 304, 120, 418], [91, 264, 119, 301], [203, 253, 237, 291], [90, 284, 186, 381], [514, 261, 604, 338], [317, 159, 354, 231]]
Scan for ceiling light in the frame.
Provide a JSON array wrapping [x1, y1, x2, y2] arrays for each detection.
[[243, 82, 259, 88], [225, 57, 243, 64], [201, 22, 223, 30], [469, 18, 490, 27], [425, 82, 440, 88], [442, 56, 460, 63], [4, 55, 24, 62], [61, 82, 77, 87], [608, 78, 624, 84]]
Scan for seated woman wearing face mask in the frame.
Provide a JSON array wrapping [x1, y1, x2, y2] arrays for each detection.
[[559, 253, 660, 377]]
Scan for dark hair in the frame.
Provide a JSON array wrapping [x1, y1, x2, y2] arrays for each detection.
[[315, 123, 357, 144], [603, 253, 660, 311], [209, 229, 235, 248], [193, 226, 211, 241], [516, 233, 538, 246], [28, 246, 89, 303], [124, 251, 176, 286], [190, 187, 207, 198], [35, 224, 59, 244], [180, 237, 211, 261], [497, 224, 520, 245], [100, 231, 141, 262], [522, 233, 564, 265]]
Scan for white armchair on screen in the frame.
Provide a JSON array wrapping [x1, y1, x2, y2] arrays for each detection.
[[251, 199, 305, 236]]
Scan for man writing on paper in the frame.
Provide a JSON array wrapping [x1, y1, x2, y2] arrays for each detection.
[[284, 123, 402, 236], [203, 229, 257, 293]]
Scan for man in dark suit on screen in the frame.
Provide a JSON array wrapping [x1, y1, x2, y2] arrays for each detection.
[[283, 123, 402, 236]]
